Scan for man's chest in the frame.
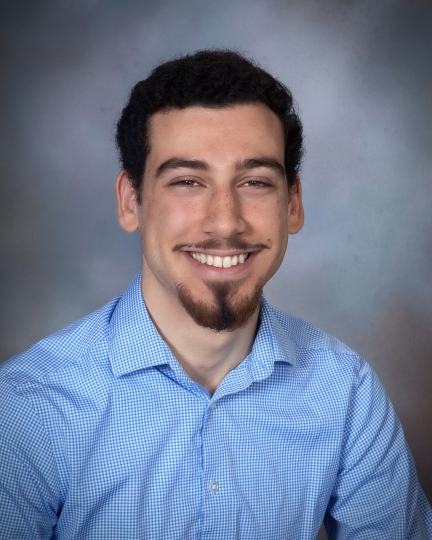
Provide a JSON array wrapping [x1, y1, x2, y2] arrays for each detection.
[[36, 368, 347, 539]]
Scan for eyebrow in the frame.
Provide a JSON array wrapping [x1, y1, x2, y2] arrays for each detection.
[[156, 158, 209, 178], [235, 157, 285, 176], [155, 155, 285, 178]]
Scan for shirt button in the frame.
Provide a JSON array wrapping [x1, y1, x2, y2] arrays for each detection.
[[210, 402, 216, 410], [210, 481, 219, 492]]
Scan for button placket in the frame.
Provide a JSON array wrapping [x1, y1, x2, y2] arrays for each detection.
[[205, 402, 218, 493], [209, 481, 219, 492]]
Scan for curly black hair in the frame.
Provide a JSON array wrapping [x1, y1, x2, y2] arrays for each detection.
[[116, 50, 303, 203]]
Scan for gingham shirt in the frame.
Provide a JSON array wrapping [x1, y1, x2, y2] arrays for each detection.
[[1, 273, 431, 539]]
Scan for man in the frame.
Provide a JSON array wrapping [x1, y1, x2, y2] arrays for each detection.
[[0, 50, 431, 539]]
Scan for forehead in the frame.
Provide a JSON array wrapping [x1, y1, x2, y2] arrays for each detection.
[[146, 103, 285, 166]]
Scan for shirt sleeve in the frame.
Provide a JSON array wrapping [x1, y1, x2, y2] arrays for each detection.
[[324, 356, 432, 539], [0, 376, 61, 540]]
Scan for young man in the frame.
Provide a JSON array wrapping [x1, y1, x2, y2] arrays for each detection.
[[0, 50, 431, 539]]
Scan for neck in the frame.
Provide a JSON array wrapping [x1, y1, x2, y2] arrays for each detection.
[[141, 271, 260, 395]]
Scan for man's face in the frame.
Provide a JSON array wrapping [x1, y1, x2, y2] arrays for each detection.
[[119, 103, 303, 331]]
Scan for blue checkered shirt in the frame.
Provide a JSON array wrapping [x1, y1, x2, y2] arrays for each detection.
[[1, 272, 431, 539]]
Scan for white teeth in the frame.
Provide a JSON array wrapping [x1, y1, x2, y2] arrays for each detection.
[[223, 256, 232, 268], [191, 252, 249, 268]]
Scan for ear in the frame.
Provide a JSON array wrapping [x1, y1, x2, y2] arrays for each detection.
[[287, 175, 304, 234], [116, 170, 140, 233]]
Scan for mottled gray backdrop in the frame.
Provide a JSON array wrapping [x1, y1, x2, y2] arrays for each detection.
[[1, 0, 431, 521]]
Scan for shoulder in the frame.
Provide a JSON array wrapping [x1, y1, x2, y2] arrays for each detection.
[[267, 303, 365, 377], [0, 295, 122, 476], [269, 304, 354, 355], [0, 295, 121, 389]]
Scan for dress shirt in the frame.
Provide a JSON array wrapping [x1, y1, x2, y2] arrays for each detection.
[[1, 272, 431, 539]]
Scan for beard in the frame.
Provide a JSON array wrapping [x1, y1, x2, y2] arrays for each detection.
[[176, 278, 263, 332], [173, 237, 269, 332]]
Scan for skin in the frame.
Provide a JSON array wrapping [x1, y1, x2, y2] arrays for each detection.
[[116, 103, 304, 394]]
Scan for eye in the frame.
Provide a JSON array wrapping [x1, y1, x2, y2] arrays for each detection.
[[242, 179, 270, 188], [172, 179, 201, 187]]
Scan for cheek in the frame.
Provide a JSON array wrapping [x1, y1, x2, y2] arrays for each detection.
[[248, 198, 289, 243], [142, 192, 201, 239], [164, 200, 202, 235], [276, 197, 290, 238]]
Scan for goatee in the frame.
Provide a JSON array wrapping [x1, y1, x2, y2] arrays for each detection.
[[176, 279, 263, 332]]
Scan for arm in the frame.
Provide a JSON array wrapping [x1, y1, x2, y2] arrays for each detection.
[[324, 357, 432, 539], [0, 377, 61, 540]]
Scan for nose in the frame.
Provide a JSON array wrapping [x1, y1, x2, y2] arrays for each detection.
[[201, 185, 246, 239]]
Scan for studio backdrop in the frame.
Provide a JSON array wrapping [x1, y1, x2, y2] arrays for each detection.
[[1, 0, 431, 511]]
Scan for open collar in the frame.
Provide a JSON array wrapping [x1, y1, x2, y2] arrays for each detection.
[[109, 273, 174, 377], [109, 273, 297, 379]]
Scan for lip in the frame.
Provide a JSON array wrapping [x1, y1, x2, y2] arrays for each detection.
[[183, 250, 258, 276], [184, 249, 257, 257]]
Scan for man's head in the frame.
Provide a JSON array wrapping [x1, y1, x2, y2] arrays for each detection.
[[116, 50, 304, 332], [116, 49, 303, 204]]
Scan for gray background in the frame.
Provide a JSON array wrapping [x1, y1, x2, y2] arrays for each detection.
[[1, 0, 431, 534]]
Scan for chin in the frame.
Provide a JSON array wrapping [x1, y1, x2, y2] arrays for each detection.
[[176, 278, 263, 332]]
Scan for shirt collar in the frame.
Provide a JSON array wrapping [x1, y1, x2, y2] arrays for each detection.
[[247, 297, 297, 382], [109, 272, 174, 377], [109, 272, 297, 378]]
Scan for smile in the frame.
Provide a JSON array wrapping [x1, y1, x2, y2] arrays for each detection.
[[190, 252, 250, 268]]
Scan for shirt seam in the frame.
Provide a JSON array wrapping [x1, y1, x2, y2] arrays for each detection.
[[15, 337, 110, 389], [10, 381, 66, 506]]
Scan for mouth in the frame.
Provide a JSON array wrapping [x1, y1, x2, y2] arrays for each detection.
[[190, 252, 250, 268]]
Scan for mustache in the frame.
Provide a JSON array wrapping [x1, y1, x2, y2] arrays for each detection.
[[173, 238, 269, 252]]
